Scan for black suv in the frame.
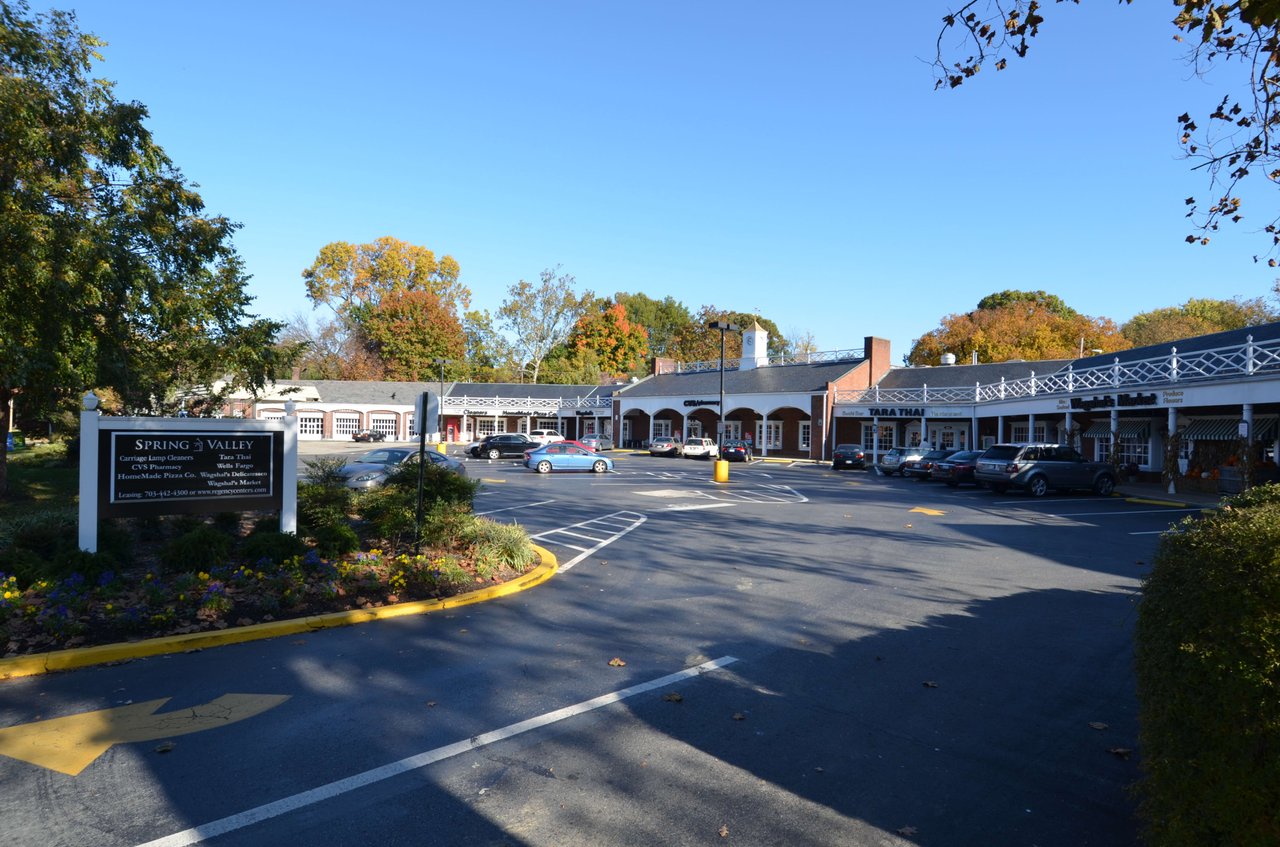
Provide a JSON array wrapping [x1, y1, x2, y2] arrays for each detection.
[[974, 443, 1117, 497], [470, 433, 536, 459]]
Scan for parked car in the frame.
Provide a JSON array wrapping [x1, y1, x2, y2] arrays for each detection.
[[901, 448, 958, 479], [525, 442, 613, 474], [929, 450, 983, 486], [351, 429, 386, 443], [832, 444, 867, 470], [649, 436, 682, 457], [579, 435, 614, 452], [974, 443, 1117, 497], [335, 447, 416, 489], [682, 437, 718, 459], [528, 429, 565, 446], [470, 433, 536, 459], [719, 439, 753, 462], [875, 445, 931, 476]]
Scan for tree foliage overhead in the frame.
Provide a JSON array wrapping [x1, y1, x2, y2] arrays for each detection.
[[0, 0, 290, 495], [1121, 295, 1280, 347], [934, 1, 1280, 260], [358, 288, 466, 381], [907, 290, 1125, 365]]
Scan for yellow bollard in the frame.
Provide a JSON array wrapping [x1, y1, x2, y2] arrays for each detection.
[[714, 459, 729, 483], [437, 442, 447, 454]]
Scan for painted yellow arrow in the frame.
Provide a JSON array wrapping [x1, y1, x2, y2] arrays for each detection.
[[909, 507, 947, 516], [0, 693, 289, 776]]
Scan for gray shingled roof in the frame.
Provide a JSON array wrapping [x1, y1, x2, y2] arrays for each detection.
[[279, 380, 617, 405], [615, 358, 867, 398], [876, 359, 1073, 390], [1071, 320, 1280, 368]]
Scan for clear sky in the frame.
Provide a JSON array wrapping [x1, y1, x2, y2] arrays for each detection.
[[26, 0, 1278, 363]]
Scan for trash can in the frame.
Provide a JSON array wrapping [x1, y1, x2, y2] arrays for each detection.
[[5, 431, 24, 450]]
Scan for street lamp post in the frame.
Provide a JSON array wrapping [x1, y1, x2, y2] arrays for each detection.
[[432, 357, 450, 445], [707, 321, 739, 460]]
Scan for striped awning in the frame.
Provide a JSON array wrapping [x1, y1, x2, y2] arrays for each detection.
[[1182, 416, 1278, 441], [1083, 420, 1151, 439]]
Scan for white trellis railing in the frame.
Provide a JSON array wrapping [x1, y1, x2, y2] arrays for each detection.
[[450, 396, 612, 413], [834, 334, 1280, 406]]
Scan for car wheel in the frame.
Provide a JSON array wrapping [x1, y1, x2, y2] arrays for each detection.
[[1027, 475, 1048, 497], [536, 460, 552, 474], [592, 459, 608, 473], [1093, 475, 1116, 496], [487, 448, 501, 459]]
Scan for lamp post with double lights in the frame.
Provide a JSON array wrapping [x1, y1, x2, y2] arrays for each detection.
[[707, 320, 739, 476], [433, 357, 450, 449]]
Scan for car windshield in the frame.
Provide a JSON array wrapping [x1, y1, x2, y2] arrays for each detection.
[[948, 451, 982, 461], [923, 450, 952, 459], [981, 446, 1021, 461], [356, 449, 409, 464], [835, 444, 860, 451]]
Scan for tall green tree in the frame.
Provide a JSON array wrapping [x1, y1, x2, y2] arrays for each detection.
[[614, 292, 693, 360], [934, 2, 1280, 259], [0, 1, 289, 496], [357, 288, 466, 381], [907, 292, 1125, 365], [302, 236, 467, 320], [1121, 295, 1279, 347], [567, 302, 649, 378], [497, 266, 594, 383]]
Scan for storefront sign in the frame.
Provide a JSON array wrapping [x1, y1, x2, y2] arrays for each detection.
[[868, 407, 926, 418], [1162, 389, 1185, 405], [1069, 393, 1158, 411], [684, 399, 720, 407], [109, 433, 275, 504], [100, 430, 282, 517]]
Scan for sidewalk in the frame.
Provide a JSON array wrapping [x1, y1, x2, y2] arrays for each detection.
[[1114, 480, 1225, 509]]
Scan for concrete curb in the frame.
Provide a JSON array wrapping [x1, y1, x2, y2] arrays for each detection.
[[0, 544, 559, 681]]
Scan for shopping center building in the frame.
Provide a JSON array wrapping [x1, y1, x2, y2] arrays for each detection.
[[218, 318, 1280, 487]]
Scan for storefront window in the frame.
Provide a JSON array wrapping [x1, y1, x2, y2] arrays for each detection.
[[1096, 436, 1150, 467], [799, 423, 811, 449]]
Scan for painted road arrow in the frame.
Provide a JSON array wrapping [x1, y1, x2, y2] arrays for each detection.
[[909, 507, 947, 516], [0, 693, 289, 776]]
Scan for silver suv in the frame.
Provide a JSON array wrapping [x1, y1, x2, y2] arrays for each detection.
[[875, 445, 931, 476], [974, 443, 1117, 497]]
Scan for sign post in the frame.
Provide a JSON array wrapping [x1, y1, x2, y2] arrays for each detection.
[[413, 391, 431, 553]]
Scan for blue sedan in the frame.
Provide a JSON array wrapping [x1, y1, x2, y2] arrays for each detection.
[[525, 442, 614, 474]]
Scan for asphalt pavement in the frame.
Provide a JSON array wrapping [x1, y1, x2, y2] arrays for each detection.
[[0, 451, 1212, 847]]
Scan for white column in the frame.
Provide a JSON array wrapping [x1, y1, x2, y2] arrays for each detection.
[[281, 400, 298, 535], [996, 415, 1004, 443], [1028, 413, 1036, 442], [77, 392, 101, 553], [1167, 406, 1178, 494], [872, 416, 880, 463]]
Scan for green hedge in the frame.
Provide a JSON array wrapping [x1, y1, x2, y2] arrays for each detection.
[[1135, 484, 1280, 846]]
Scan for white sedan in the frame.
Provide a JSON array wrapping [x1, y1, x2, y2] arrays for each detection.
[[681, 437, 718, 459]]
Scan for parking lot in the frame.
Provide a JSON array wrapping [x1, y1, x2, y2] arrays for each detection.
[[0, 445, 1199, 846]]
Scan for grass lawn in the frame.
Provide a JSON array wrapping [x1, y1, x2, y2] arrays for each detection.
[[0, 442, 77, 522]]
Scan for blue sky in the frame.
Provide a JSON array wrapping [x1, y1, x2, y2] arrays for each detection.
[[29, 1, 1277, 362]]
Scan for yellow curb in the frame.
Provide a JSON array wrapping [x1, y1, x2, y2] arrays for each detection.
[[0, 545, 558, 681], [1124, 496, 1193, 508]]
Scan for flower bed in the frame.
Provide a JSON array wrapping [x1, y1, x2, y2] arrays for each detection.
[[0, 546, 533, 657]]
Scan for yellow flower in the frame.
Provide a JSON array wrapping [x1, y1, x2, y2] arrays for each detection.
[[105, 604, 113, 611]]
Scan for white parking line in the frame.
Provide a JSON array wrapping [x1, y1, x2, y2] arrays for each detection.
[[474, 499, 556, 516], [134, 657, 739, 847], [530, 510, 648, 571], [1038, 508, 1202, 518]]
